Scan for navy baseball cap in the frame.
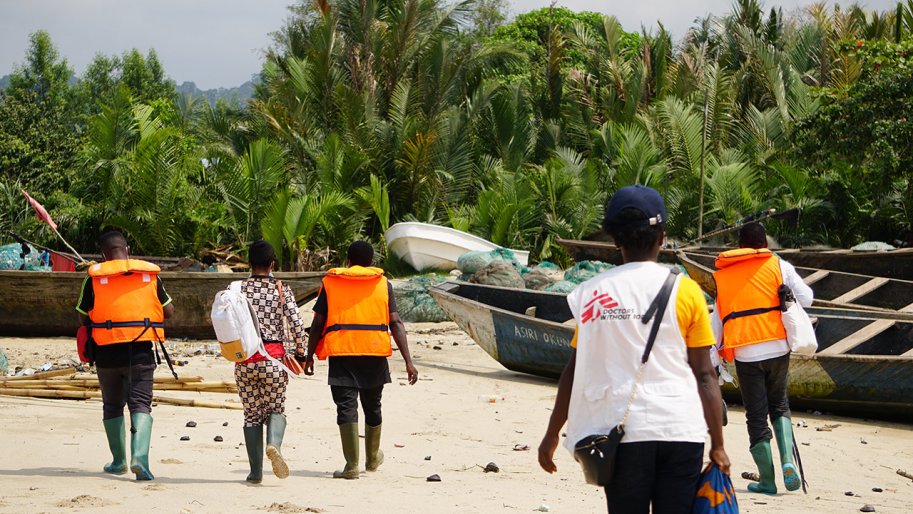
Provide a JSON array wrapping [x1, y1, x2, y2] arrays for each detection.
[[603, 185, 668, 229]]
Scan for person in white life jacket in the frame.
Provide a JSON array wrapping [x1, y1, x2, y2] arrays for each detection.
[[304, 241, 418, 480], [538, 186, 730, 514], [76, 231, 174, 481], [711, 222, 813, 494]]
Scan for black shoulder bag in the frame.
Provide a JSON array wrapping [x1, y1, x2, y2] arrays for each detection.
[[573, 268, 681, 487]]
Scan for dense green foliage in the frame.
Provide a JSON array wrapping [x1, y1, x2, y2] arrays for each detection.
[[2, 1, 913, 269]]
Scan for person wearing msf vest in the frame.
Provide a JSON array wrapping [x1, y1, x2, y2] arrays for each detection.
[[711, 222, 813, 494], [75, 231, 174, 481], [304, 241, 418, 480], [539, 186, 730, 513]]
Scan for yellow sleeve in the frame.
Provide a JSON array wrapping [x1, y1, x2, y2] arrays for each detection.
[[675, 277, 715, 348], [570, 327, 578, 349]]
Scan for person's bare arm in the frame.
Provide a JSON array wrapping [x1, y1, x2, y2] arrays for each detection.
[[390, 312, 417, 385], [304, 312, 326, 375], [163, 304, 174, 319], [538, 349, 576, 473], [688, 346, 731, 475]]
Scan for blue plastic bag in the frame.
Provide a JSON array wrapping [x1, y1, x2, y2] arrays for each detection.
[[693, 463, 738, 514]]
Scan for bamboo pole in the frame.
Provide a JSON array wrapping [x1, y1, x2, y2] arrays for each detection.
[[151, 396, 242, 410], [0, 369, 77, 381], [0, 388, 242, 410], [0, 388, 101, 399], [3, 379, 230, 388], [71, 374, 203, 383], [0, 380, 236, 393], [0, 383, 84, 391]]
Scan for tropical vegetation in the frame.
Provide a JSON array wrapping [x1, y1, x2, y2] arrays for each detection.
[[2, 0, 913, 269]]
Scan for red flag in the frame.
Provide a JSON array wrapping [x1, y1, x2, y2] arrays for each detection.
[[20, 189, 58, 230]]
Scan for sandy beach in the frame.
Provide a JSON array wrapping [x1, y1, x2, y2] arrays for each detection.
[[1, 322, 911, 514]]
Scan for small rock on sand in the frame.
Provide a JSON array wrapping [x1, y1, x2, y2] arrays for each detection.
[[860, 505, 875, 512], [214, 435, 224, 442], [180, 436, 190, 441], [427, 474, 441, 482], [484, 462, 499, 473], [186, 421, 197, 428]]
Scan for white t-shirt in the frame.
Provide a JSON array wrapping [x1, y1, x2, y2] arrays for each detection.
[[711, 258, 814, 363], [564, 262, 713, 452]]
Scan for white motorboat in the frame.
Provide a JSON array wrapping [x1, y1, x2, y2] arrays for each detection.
[[384, 222, 530, 271]]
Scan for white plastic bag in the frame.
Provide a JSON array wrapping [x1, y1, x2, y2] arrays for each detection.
[[782, 301, 818, 355]]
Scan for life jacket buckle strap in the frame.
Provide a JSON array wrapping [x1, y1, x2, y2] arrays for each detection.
[[721, 306, 781, 325], [324, 323, 390, 333]]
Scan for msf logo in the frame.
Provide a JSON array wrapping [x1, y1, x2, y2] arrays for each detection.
[[581, 290, 619, 324]]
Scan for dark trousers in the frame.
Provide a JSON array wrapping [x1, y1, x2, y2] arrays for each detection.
[[331, 385, 383, 426], [96, 363, 156, 420], [735, 353, 792, 447], [604, 441, 704, 514]]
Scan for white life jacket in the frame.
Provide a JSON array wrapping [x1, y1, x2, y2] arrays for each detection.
[[564, 261, 708, 454]]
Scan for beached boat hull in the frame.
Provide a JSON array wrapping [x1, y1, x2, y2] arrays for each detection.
[[558, 238, 913, 280], [385, 222, 529, 271], [430, 281, 913, 418], [430, 282, 573, 378], [0, 270, 324, 339]]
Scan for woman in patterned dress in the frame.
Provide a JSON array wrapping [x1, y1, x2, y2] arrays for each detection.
[[236, 240, 308, 483]]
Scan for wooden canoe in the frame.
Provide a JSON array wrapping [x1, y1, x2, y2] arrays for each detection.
[[677, 251, 913, 313], [430, 281, 913, 418], [429, 282, 573, 378], [0, 270, 325, 339], [558, 238, 913, 280]]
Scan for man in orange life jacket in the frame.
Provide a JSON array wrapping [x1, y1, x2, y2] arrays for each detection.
[[304, 241, 418, 480], [711, 222, 812, 494], [76, 231, 174, 481]]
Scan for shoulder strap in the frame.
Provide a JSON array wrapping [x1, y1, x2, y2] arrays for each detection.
[[639, 267, 681, 363], [618, 268, 681, 428]]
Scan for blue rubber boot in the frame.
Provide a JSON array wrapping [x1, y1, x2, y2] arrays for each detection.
[[129, 413, 154, 481], [102, 416, 128, 474], [773, 416, 801, 491]]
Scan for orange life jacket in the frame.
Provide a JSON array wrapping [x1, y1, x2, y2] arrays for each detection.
[[713, 248, 786, 362], [87, 259, 165, 346], [315, 266, 392, 360]]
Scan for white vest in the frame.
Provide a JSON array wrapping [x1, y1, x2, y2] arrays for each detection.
[[564, 261, 708, 453]]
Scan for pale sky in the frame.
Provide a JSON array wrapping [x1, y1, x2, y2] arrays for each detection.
[[0, 0, 898, 89]]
